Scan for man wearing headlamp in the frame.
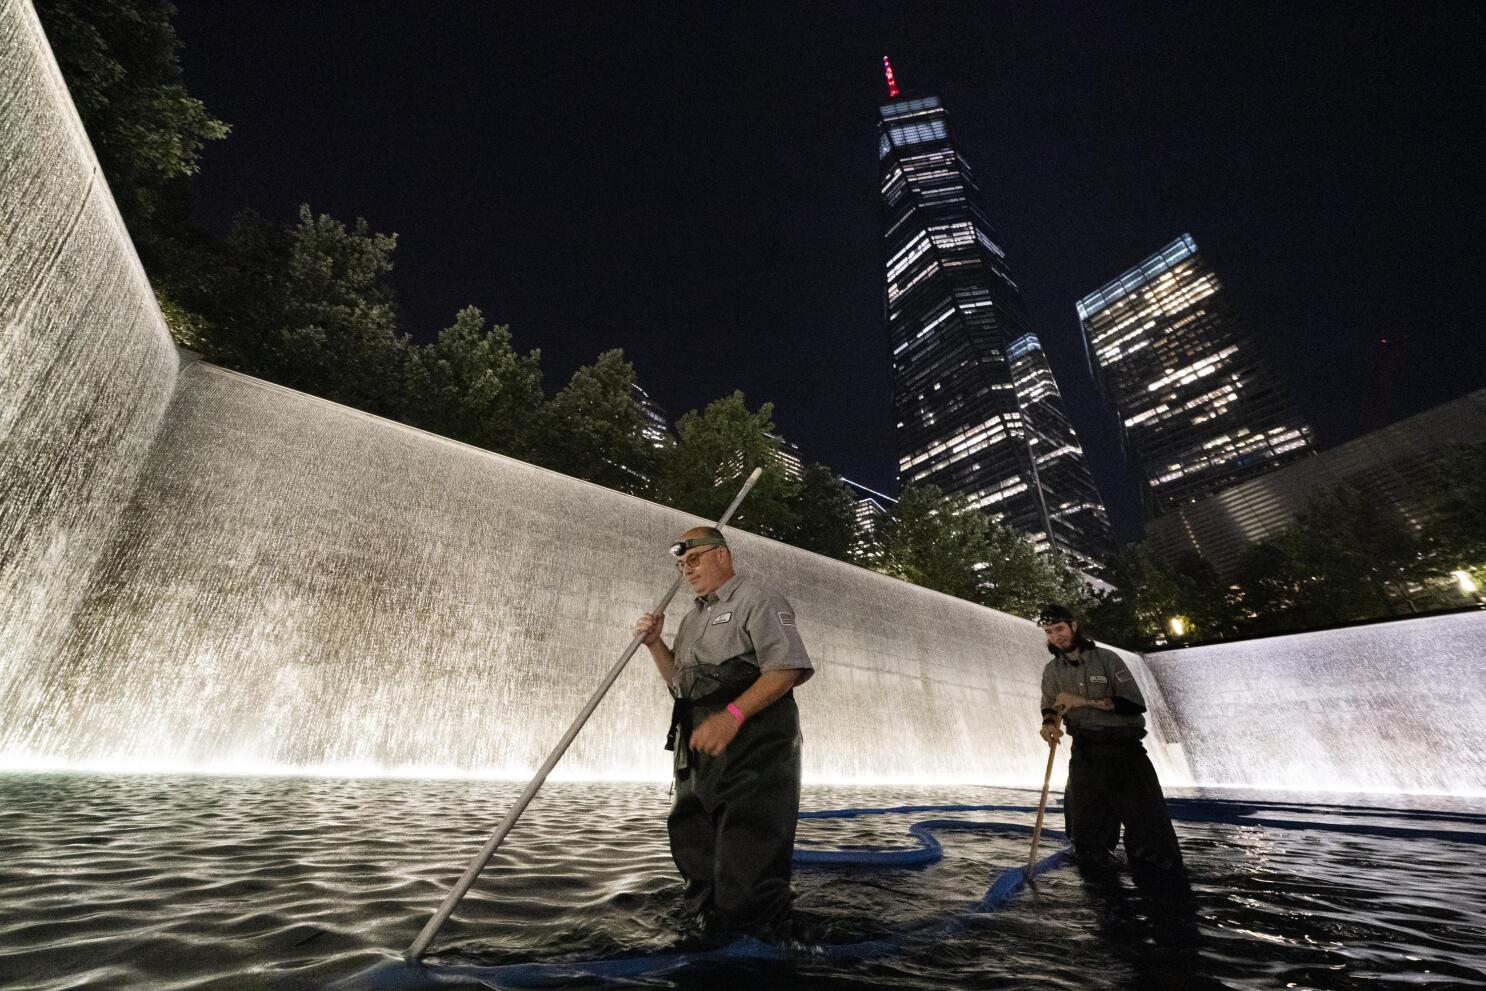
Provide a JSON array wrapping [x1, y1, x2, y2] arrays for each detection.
[[633, 526, 813, 937]]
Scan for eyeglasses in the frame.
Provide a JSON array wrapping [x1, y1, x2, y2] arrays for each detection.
[[675, 546, 722, 571]]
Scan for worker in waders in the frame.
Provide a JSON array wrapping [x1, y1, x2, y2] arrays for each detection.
[[633, 527, 813, 937], [1037, 604, 1184, 878]]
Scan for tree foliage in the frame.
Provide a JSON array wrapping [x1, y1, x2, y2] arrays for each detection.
[[1100, 448, 1486, 647], [869, 485, 991, 601], [202, 206, 408, 417], [866, 485, 1089, 619], [1088, 546, 1232, 649], [1421, 441, 1486, 581], [37, 0, 230, 345], [653, 393, 800, 538], [786, 464, 861, 563], [1226, 485, 1436, 637], [404, 306, 544, 460], [981, 522, 1094, 620], [36, 0, 230, 248], [535, 349, 659, 495]]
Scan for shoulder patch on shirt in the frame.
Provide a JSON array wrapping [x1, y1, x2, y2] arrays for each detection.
[[1115, 669, 1133, 684], [777, 611, 795, 626], [711, 611, 733, 625]]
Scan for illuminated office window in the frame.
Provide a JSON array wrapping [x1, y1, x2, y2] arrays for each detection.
[[1077, 235, 1314, 515]]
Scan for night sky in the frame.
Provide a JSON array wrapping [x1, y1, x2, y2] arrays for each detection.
[[172, 2, 1486, 540]]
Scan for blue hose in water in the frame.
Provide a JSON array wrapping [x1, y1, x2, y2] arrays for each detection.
[[334, 804, 1067, 989], [333, 798, 1486, 990]]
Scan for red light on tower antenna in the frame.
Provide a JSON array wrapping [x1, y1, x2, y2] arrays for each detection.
[[883, 55, 900, 97]]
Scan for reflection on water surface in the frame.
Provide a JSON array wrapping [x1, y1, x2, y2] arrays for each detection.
[[0, 775, 1482, 990]]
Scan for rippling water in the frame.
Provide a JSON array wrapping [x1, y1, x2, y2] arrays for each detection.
[[0, 774, 1482, 990]]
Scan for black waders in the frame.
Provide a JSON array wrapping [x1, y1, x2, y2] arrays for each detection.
[[1066, 738, 1184, 874], [667, 693, 802, 935]]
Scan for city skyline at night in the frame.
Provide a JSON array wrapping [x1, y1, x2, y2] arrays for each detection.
[[159, 5, 1486, 539]]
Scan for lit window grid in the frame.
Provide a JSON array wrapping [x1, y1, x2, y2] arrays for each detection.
[[1079, 239, 1315, 513], [1076, 234, 1198, 320], [887, 258, 941, 306], [1125, 381, 1242, 429], [886, 232, 933, 283], [1151, 426, 1311, 488], [898, 413, 1017, 475], [881, 96, 1113, 567], [881, 120, 948, 157], [1143, 345, 1241, 394], [1089, 272, 1220, 361], [880, 96, 944, 119]]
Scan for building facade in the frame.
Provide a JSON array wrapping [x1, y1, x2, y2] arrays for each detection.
[[841, 477, 897, 558], [630, 383, 673, 449], [1077, 234, 1314, 516], [1145, 387, 1486, 578], [878, 81, 1112, 570]]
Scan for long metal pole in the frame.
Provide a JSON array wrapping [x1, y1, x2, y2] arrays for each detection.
[[406, 467, 764, 960]]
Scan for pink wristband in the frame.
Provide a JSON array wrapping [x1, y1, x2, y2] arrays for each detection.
[[726, 703, 746, 726]]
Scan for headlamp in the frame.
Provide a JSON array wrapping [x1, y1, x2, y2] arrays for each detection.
[[669, 535, 728, 557]]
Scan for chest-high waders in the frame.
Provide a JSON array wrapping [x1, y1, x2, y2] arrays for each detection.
[[665, 659, 802, 935], [1065, 737, 1184, 876]]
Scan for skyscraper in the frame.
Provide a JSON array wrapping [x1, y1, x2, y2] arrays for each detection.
[[841, 477, 897, 559], [1076, 235, 1314, 516], [878, 61, 1112, 570], [631, 383, 674, 449]]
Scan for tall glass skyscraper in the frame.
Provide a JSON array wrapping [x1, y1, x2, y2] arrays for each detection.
[[1077, 235, 1314, 516], [878, 76, 1112, 570]]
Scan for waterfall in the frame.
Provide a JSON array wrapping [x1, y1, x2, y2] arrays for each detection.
[[0, 0, 179, 705], [1, 363, 1186, 785], [1145, 611, 1486, 797]]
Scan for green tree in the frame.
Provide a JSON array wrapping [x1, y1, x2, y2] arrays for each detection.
[[36, 0, 231, 345], [786, 465, 859, 562], [654, 393, 800, 538], [403, 306, 544, 459], [36, 0, 229, 250], [1086, 545, 1185, 649], [868, 485, 994, 603], [1420, 441, 1486, 592], [1085, 545, 1234, 648], [1227, 482, 1445, 636], [867, 485, 1094, 620], [1289, 485, 1432, 617], [1169, 551, 1238, 641], [534, 349, 658, 495], [205, 206, 408, 418], [1230, 535, 1313, 635], [979, 521, 1090, 619]]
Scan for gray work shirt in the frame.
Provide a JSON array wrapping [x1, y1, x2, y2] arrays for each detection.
[[670, 573, 814, 695], [1040, 644, 1147, 742]]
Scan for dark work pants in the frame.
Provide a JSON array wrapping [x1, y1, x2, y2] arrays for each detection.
[[667, 693, 802, 934], [1065, 739, 1184, 873]]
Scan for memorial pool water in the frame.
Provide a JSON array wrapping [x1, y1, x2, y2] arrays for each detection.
[[2, 775, 1482, 990]]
